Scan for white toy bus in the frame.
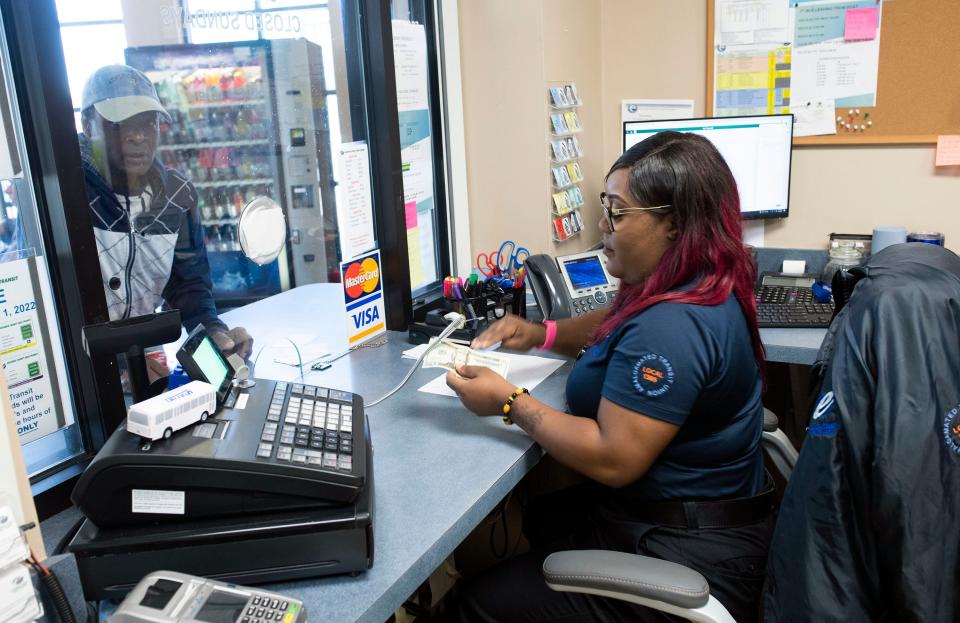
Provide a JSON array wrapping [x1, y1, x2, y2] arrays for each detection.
[[126, 381, 217, 441]]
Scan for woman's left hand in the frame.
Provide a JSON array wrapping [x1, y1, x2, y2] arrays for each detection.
[[445, 365, 515, 416]]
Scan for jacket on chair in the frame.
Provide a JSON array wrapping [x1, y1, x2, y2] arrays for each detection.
[[764, 243, 960, 622]]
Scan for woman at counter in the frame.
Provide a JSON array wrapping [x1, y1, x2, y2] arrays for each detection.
[[445, 132, 773, 623]]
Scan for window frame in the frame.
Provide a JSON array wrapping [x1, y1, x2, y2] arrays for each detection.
[[1, 0, 123, 516], [1, 0, 454, 516]]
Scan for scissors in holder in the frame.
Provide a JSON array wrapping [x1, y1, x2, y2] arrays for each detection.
[[476, 251, 501, 277], [495, 240, 530, 277]]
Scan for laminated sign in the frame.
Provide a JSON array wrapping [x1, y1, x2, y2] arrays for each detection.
[[341, 250, 386, 345]]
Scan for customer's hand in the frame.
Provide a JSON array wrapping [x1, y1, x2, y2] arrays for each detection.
[[446, 365, 516, 416], [210, 326, 254, 359], [471, 314, 546, 352]]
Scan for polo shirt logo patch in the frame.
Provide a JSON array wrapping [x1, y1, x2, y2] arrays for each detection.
[[632, 353, 674, 398], [943, 405, 960, 455]]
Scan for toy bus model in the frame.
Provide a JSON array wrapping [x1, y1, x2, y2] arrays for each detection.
[[126, 381, 217, 441]]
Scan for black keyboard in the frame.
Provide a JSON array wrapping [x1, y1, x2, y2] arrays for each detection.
[[255, 381, 357, 474], [755, 285, 834, 328]]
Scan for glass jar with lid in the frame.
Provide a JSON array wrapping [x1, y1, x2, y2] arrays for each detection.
[[820, 246, 864, 286]]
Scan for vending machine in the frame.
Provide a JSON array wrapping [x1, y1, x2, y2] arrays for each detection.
[[125, 39, 338, 308]]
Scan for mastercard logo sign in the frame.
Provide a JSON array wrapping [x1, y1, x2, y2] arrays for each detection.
[[343, 257, 380, 300]]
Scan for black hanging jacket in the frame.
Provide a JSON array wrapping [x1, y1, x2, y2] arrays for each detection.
[[764, 243, 960, 622]]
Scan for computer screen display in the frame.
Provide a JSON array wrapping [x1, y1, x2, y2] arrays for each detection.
[[622, 114, 793, 219], [562, 256, 610, 290]]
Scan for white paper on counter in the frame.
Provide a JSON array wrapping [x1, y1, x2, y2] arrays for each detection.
[[417, 351, 566, 398]]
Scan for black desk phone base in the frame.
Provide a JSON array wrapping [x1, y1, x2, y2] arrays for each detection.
[[525, 251, 618, 320]]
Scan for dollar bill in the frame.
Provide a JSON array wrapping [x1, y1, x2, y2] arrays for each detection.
[[423, 339, 510, 377]]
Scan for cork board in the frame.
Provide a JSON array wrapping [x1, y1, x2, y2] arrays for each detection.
[[707, 0, 960, 145]]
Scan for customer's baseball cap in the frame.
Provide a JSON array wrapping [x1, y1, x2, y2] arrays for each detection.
[[81, 64, 170, 123]]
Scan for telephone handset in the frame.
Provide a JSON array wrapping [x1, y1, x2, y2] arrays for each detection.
[[524, 251, 619, 320]]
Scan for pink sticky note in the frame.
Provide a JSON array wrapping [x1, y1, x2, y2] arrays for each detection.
[[844, 7, 879, 41], [404, 201, 418, 229], [936, 135, 960, 167]]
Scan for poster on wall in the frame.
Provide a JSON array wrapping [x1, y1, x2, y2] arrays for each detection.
[[393, 20, 437, 290], [0, 256, 71, 443]]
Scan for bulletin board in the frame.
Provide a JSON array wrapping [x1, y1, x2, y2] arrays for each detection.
[[706, 0, 960, 145]]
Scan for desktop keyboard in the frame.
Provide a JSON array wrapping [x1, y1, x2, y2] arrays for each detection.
[[255, 381, 357, 474], [755, 285, 834, 328]]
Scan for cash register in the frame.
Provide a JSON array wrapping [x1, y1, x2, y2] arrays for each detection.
[[69, 325, 374, 601]]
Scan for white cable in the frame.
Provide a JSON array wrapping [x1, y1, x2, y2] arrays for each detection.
[[366, 312, 465, 408]]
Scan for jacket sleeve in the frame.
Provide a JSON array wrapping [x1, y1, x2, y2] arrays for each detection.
[[162, 181, 226, 333]]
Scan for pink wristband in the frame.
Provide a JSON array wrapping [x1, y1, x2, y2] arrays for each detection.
[[539, 320, 557, 351]]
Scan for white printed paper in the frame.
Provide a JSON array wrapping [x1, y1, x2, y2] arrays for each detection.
[[392, 20, 430, 112], [792, 99, 837, 137], [0, 257, 69, 443], [132, 489, 186, 515], [717, 0, 792, 45], [791, 38, 880, 106], [621, 99, 695, 125], [418, 351, 566, 398], [335, 142, 377, 262]]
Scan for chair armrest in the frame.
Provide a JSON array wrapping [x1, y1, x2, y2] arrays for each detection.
[[542, 550, 709, 610]]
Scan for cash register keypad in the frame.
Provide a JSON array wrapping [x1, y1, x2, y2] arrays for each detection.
[[256, 382, 355, 473]]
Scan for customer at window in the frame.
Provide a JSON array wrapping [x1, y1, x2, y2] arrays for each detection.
[[79, 64, 251, 362], [445, 132, 772, 622]]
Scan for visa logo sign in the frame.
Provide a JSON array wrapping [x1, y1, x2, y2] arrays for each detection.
[[352, 305, 380, 328]]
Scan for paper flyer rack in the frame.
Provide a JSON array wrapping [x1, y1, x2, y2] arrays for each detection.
[[547, 82, 586, 242]]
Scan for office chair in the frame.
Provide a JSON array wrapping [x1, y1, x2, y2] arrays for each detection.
[[541, 408, 797, 623]]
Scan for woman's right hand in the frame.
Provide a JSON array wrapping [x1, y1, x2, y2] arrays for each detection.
[[471, 314, 546, 352]]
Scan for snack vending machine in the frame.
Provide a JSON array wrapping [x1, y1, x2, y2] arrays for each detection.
[[125, 39, 338, 308]]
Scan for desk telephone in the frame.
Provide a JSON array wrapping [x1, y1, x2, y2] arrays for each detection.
[[525, 251, 619, 319]]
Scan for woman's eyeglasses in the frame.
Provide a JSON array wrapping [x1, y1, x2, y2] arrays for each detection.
[[600, 192, 671, 232]]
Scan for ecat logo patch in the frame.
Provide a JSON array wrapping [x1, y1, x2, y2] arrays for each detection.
[[943, 405, 960, 455], [632, 353, 674, 398]]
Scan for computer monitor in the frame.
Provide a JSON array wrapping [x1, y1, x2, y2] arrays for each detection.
[[622, 114, 794, 220]]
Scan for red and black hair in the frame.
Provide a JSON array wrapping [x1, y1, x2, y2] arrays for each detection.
[[593, 131, 764, 374]]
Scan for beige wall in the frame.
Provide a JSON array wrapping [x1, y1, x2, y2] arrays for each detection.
[[458, 0, 603, 258], [458, 0, 959, 257]]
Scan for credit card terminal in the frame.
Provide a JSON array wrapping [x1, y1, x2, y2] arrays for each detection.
[[108, 570, 306, 623]]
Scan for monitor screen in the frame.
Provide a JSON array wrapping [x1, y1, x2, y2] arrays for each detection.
[[193, 336, 229, 390], [622, 114, 793, 219], [563, 256, 609, 290]]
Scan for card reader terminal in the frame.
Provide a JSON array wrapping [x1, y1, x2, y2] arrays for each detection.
[[108, 570, 305, 623]]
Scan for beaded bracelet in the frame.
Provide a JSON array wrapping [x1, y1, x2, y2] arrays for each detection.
[[502, 387, 530, 425]]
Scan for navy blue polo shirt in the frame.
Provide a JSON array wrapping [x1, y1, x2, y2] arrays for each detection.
[[566, 294, 764, 503]]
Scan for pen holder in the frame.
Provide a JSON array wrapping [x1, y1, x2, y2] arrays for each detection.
[[447, 294, 488, 327], [510, 283, 527, 318]]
